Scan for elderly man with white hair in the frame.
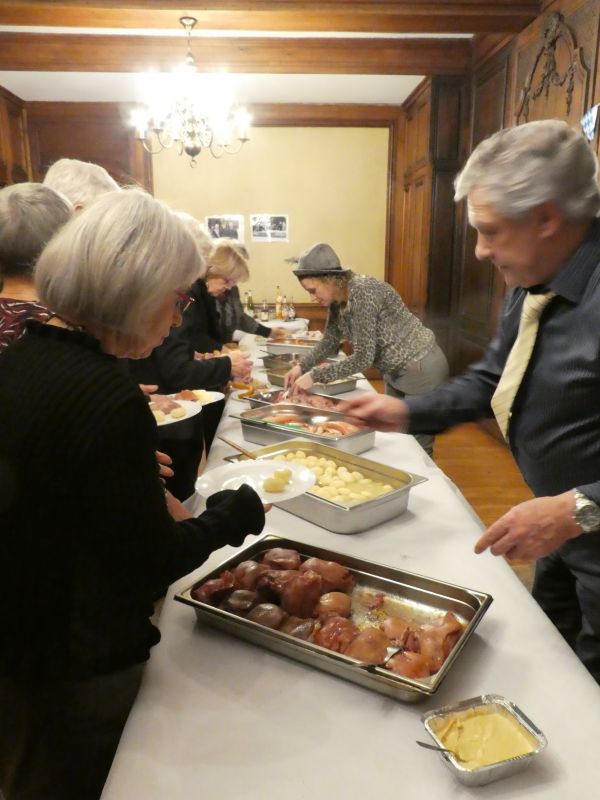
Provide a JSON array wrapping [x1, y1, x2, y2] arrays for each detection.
[[342, 119, 600, 682], [43, 156, 119, 209]]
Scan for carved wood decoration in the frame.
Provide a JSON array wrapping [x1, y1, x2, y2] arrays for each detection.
[[515, 11, 589, 125]]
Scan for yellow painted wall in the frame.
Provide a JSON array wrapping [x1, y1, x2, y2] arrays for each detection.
[[152, 126, 389, 304]]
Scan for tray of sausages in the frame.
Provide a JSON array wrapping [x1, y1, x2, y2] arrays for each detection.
[[231, 403, 375, 454], [176, 535, 493, 703]]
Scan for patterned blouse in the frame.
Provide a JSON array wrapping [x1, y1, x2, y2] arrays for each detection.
[[300, 273, 435, 384], [0, 298, 52, 352]]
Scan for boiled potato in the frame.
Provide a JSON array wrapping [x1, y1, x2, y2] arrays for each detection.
[[273, 468, 292, 483], [263, 477, 287, 493]]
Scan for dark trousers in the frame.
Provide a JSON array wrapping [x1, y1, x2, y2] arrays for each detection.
[[0, 664, 143, 800], [533, 534, 600, 683], [159, 398, 224, 501]]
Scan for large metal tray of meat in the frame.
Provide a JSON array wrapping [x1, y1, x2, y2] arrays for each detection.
[[224, 438, 426, 533], [266, 366, 358, 395], [175, 534, 493, 703], [247, 390, 343, 411], [231, 403, 375, 454]]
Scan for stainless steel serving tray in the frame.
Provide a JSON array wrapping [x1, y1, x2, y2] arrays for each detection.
[[231, 403, 376, 454], [265, 338, 318, 355], [225, 438, 426, 534], [260, 353, 298, 370], [243, 390, 343, 412], [175, 534, 493, 703], [266, 367, 358, 395]]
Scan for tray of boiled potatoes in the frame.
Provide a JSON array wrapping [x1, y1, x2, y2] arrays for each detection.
[[226, 438, 426, 534]]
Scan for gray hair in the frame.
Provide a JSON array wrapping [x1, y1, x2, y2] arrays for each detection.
[[0, 182, 72, 278], [174, 211, 213, 276], [206, 239, 250, 282], [455, 119, 600, 221], [35, 190, 200, 334], [43, 158, 120, 208]]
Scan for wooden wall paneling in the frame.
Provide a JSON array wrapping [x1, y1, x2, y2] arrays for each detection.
[[426, 75, 470, 362], [0, 86, 31, 186], [26, 102, 152, 190], [512, 3, 597, 127], [453, 45, 512, 374]]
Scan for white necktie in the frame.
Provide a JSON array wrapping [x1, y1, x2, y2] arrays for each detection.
[[491, 291, 556, 439]]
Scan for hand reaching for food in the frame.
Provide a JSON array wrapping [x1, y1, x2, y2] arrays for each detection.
[[284, 364, 303, 390], [229, 349, 253, 379]]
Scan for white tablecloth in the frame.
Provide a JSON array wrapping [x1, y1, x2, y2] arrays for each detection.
[[102, 336, 600, 800]]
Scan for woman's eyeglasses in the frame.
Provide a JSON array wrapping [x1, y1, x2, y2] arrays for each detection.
[[175, 291, 195, 314]]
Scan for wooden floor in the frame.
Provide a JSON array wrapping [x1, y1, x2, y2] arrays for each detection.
[[371, 380, 536, 590]]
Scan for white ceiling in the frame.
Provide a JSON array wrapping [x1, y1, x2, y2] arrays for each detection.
[[0, 26, 471, 106]]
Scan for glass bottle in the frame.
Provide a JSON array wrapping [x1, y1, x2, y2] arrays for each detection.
[[281, 294, 289, 320], [247, 290, 255, 319], [288, 296, 296, 321], [242, 291, 249, 314], [260, 299, 269, 322], [275, 285, 283, 320]]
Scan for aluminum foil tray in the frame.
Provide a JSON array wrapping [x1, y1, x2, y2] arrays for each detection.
[[422, 694, 547, 785], [225, 438, 426, 533], [231, 403, 376, 454], [175, 534, 493, 703]]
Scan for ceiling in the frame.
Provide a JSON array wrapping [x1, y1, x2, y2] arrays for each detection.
[[0, 2, 539, 106]]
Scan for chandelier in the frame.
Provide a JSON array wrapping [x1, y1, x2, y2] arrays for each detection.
[[131, 17, 251, 166]]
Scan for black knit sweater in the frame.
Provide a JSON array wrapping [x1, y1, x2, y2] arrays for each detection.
[[0, 322, 265, 680]]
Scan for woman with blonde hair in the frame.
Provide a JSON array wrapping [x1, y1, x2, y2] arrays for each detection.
[[0, 190, 265, 800]]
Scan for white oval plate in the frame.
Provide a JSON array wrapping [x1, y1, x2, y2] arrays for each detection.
[[195, 459, 316, 503], [153, 399, 203, 427], [169, 390, 225, 406]]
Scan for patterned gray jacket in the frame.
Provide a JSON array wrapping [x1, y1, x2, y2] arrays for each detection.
[[300, 273, 435, 384]]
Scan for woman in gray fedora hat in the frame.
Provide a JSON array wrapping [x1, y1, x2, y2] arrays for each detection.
[[284, 242, 448, 456]]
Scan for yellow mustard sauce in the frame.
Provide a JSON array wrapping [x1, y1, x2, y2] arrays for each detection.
[[431, 706, 538, 770]]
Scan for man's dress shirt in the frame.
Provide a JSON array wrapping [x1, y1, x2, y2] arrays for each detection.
[[406, 218, 600, 504]]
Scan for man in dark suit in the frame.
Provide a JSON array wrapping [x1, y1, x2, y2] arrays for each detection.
[[342, 119, 600, 681]]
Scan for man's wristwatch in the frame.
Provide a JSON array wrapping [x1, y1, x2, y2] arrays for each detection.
[[573, 490, 600, 533]]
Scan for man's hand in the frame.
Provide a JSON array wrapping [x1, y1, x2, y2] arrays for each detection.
[[268, 327, 286, 340], [139, 384, 158, 396], [165, 489, 192, 521], [474, 491, 582, 561], [338, 394, 409, 432]]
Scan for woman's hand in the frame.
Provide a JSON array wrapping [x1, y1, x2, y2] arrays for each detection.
[[139, 384, 158, 395], [155, 450, 174, 480], [229, 349, 253, 380], [284, 364, 303, 390], [165, 489, 193, 521], [268, 327, 286, 340], [291, 371, 314, 394]]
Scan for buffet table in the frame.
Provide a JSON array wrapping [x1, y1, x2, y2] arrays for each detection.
[[102, 336, 600, 799]]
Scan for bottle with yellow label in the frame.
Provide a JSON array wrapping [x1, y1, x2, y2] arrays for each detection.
[[275, 285, 283, 319]]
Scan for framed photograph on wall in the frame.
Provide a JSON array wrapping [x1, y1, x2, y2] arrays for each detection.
[[205, 215, 244, 241], [250, 214, 289, 242]]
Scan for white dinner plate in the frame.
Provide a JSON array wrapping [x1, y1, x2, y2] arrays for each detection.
[[169, 390, 225, 406], [153, 399, 203, 427], [195, 459, 316, 503]]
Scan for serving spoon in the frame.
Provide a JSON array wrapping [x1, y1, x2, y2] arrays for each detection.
[[416, 741, 462, 760], [217, 435, 258, 460]]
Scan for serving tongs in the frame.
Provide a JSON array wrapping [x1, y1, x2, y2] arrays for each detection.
[[217, 435, 258, 460]]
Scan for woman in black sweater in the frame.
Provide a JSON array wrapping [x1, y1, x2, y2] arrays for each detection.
[[0, 191, 265, 800]]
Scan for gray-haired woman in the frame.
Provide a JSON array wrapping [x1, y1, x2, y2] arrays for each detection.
[[284, 243, 449, 456], [0, 190, 265, 800], [0, 182, 72, 351]]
